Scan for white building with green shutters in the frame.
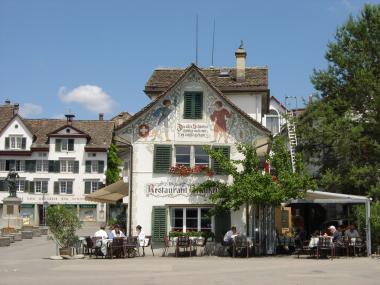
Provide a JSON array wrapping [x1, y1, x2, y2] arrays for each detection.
[[0, 103, 113, 227]]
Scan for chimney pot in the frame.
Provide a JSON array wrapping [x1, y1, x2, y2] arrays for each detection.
[[13, 103, 19, 115], [99, 113, 104, 121], [5, 99, 11, 105], [235, 40, 247, 81]]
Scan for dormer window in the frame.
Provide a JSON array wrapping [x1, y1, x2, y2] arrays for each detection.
[[5, 135, 26, 150], [55, 138, 74, 152], [183, 92, 203, 119]]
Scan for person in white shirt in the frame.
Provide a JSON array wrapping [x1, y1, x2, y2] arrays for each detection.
[[109, 224, 125, 240], [345, 225, 360, 239], [223, 226, 237, 245], [94, 225, 108, 239], [136, 225, 146, 247]]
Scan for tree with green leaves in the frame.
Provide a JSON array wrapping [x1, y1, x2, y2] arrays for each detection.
[[105, 140, 122, 185], [192, 137, 316, 234], [297, 4, 380, 198]]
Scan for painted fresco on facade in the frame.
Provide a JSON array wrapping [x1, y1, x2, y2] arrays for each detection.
[[121, 69, 264, 145]]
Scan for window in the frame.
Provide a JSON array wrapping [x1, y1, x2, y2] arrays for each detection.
[[85, 160, 104, 173], [34, 180, 48, 194], [60, 159, 75, 173], [153, 145, 172, 173], [175, 146, 191, 167], [266, 109, 280, 135], [194, 146, 209, 166], [0, 160, 5, 171], [183, 92, 203, 119], [16, 180, 25, 192], [59, 181, 73, 194], [56, 138, 74, 152], [5, 160, 25, 171], [36, 160, 48, 172], [84, 180, 103, 194], [171, 207, 212, 232], [5, 136, 26, 150]]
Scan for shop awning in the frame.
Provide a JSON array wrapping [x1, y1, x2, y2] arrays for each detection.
[[85, 180, 129, 204], [289, 190, 372, 256]]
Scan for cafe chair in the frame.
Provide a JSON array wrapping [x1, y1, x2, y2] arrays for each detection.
[[233, 236, 249, 258], [176, 236, 192, 257], [162, 235, 172, 257], [141, 235, 154, 256], [109, 237, 125, 258]]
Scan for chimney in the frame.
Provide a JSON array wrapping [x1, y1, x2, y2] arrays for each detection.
[[99, 113, 104, 121], [4, 99, 11, 105], [235, 40, 247, 81], [13, 103, 19, 115], [65, 113, 75, 124]]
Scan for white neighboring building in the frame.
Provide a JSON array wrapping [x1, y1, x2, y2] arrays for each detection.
[[0, 103, 114, 227], [115, 44, 274, 242]]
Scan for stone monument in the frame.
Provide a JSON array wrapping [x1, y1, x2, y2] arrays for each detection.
[[0, 170, 23, 229]]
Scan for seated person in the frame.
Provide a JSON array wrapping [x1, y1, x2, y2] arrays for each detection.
[[345, 225, 360, 239], [136, 225, 146, 246], [223, 226, 238, 245], [94, 225, 108, 239], [326, 225, 342, 243], [109, 224, 125, 239]]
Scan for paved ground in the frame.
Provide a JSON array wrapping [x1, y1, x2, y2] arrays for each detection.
[[1, 234, 380, 285]]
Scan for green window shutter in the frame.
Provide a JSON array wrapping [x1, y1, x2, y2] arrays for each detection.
[[214, 210, 231, 242], [54, 182, 59, 194], [73, 161, 79, 173], [84, 181, 91, 194], [67, 181, 73, 194], [54, 161, 60, 173], [21, 138, 27, 149], [183, 92, 203, 119], [25, 160, 36, 173], [48, 160, 55, 172], [42, 181, 48, 194], [193, 93, 203, 119], [68, 139, 74, 151], [153, 145, 172, 173], [29, 181, 35, 194], [151, 206, 167, 242], [5, 137, 10, 149], [55, 139, 62, 152], [212, 146, 230, 175], [85, 161, 91, 173], [98, 160, 104, 173]]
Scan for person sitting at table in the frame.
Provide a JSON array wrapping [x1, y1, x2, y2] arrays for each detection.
[[345, 224, 360, 239], [109, 224, 125, 240], [223, 226, 238, 245], [326, 225, 342, 243], [94, 224, 108, 239], [136, 225, 146, 246]]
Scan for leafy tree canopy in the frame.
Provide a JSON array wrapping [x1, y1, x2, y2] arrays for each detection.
[[298, 4, 380, 198], [192, 138, 316, 219]]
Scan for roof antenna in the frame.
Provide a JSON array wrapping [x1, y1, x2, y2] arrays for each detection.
[[211, 18, 215, 67], [195, 14, 199, 65]]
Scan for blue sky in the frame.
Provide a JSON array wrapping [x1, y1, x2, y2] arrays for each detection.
[[0, 0, 377, 119]]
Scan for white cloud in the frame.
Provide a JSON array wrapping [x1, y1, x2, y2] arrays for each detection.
[[59, 85, 116, 114], [19, 103, 43, 117]]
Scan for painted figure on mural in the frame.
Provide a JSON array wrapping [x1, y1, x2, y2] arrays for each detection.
[[210, 100, 231, 143], [153, 99, 173, 141]]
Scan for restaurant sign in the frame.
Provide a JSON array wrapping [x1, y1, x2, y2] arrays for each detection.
[[146, 182, 217, 198]]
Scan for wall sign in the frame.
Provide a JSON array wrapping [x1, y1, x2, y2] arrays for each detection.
[[146, 182, 217, 197], [176, 123, 210, 139]]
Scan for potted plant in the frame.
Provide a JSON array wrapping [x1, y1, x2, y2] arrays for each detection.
[[47, 205, 81, 256]]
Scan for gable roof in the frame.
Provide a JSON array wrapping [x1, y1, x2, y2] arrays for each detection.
[[0, 105, 17, 133], [24, 119, 114, 149], [270, 96, 288, 112], [47, 124, 90, 137], [145, 67, 268, 95], [116, 64, 271, 135]]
